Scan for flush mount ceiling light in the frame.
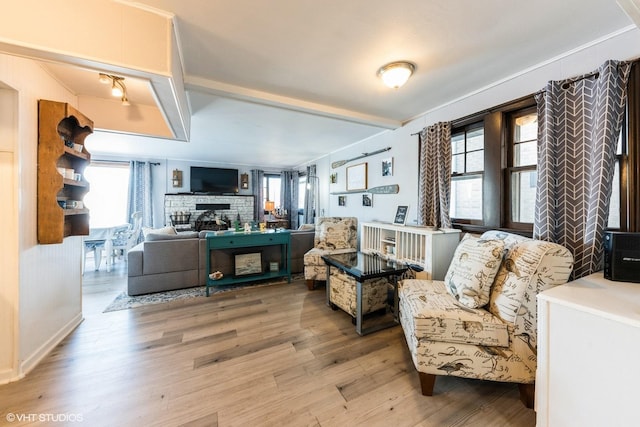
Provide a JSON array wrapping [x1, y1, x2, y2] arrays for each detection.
[[98, 73, 130, 106], [377, 61, 416, 89]]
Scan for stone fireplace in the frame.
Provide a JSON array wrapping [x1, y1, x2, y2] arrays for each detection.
[[164, 194, 255, 230]]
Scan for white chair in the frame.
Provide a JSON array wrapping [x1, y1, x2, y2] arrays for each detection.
[[83, 239, 105, 273], [106, 211, 142, 271]]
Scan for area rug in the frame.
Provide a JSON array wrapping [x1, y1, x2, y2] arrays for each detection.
[[103, 274, 304, 313]]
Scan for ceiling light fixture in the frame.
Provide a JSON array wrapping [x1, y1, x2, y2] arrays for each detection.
[[98, 73, 130, 106], [377, 61, 416, 89]]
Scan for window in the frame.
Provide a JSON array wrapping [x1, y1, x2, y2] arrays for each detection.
[[446, 62, 640, 235], [83, 162, 130, 227], [450, 124, 484, 222], [507, 107, 537, 227], [449, 97, 537, 233], [262, 174, 281, 212], [608, 126, 625, 229]]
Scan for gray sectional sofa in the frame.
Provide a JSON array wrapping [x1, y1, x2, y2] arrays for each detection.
[[127, 229, 314, 296]]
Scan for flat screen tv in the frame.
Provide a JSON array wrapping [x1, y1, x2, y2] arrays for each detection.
[[190, 166, 239, 194]]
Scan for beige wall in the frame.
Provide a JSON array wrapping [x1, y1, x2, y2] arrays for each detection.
[[0, 54, 84, 383]]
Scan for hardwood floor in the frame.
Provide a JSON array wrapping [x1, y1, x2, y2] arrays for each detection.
[[0, 257, 536, 426]]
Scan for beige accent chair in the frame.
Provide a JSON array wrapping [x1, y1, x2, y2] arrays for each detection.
[[398, 230, 573, 408], [303, 217, 358, 290]]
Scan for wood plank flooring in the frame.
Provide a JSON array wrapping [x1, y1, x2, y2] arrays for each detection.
[[0, 259, 536, 426]]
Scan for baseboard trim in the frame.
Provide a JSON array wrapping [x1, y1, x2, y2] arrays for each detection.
[[18, 313, 84, 381], [0, 367, 22, 385]]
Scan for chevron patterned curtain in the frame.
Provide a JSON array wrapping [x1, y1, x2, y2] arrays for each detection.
[[418, 122, 452, 228], [534, 60, 631, 279]]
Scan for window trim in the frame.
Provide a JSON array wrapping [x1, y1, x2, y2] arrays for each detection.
[[504, 104, 537, 231], [450, 122, 485, 225]]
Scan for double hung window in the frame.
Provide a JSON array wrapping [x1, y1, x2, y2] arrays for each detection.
[[450, 124, 484, 222], [507, 107, 538, 227]]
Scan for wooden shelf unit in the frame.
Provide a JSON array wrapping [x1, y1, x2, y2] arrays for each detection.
[[37, 100, 93, 244]]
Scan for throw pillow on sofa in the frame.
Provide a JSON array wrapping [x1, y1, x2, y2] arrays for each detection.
[[444, 234, 505, 308], [142, 226, 177, 240]]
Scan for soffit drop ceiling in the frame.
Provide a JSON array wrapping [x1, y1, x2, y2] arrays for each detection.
[[6, 0, 636, 168]]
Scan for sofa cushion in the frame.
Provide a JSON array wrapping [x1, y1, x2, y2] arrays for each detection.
[[142, 238, 199, 275], [399, 279, 509, 347], [444, 234, 505, 308], [145, 231, 198, 241]]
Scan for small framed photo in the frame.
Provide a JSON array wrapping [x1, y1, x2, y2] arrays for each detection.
[[330, 173, 338, 184], [382, 157, 393, 176], [338, 195, 346, 206], [234, 252, 262, 276], [362, 193, 373, 207], [346, 162, 367, 191], [240, 173, 249, 189], [394, 206, 409, 225]]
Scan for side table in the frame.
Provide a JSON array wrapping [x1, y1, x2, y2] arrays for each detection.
[[322, 252, 408, 335]]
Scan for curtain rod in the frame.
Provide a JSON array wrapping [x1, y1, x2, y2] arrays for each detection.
[[411, 58, 640, 136], [410, 92, 536, 136], [90, 159, 161, 166]]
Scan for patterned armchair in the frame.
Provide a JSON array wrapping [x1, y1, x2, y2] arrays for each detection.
[[398, 230, 573, 408], [303, 217, 358, 290]]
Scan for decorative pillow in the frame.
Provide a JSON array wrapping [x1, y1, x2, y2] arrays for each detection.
[[142, 226, 177, 240], [444, 234, 506, 308]]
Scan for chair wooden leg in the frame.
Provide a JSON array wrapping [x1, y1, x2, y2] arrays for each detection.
[[306, 280, 315, 290], [518, 383, 535, 409], [419, 372, 436, 396]]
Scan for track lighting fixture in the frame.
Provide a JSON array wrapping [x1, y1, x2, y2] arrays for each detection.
[[98, 73, 130, 106]]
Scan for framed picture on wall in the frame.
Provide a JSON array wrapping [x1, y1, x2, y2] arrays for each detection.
[[394, 205, 409, 225], [382, 157, 393, 176], [362, 193, 373, 207], [346, 162, 367, 191], [338, 195, 346, 206]]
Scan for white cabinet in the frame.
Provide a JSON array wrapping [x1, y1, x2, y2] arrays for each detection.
[[360, 222, 460, 280], [536, 272, 640, 427]]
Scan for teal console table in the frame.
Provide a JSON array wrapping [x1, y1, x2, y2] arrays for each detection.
[[205, 230, 291, 296]]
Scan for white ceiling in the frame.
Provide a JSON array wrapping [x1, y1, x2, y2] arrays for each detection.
[[42, 0, 635, 169]]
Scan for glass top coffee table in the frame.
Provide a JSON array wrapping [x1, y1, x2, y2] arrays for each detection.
[[322, 252, 408, 335]]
